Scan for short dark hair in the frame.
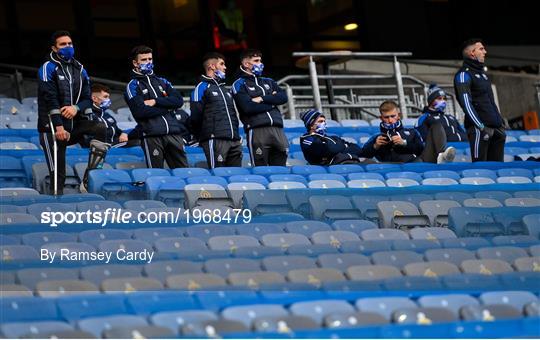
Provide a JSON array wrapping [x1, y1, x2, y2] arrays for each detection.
[[240, 49, 262, 62], [91, 83, 110, 94], [461, 38, 484, 54], [379, 100, 400, 114], [50, 30, 71, 46], [130, 45, 153, 61], [202, 52, 225, 69]]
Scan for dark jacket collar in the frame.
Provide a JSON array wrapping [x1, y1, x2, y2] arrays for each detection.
[[463, 57, 485, 72], [130, 68, 155, 79], [237, 66, 259, 80], [199, 74, 225, 86]]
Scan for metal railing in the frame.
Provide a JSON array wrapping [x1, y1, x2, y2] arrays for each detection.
[[536, 82, 540, 109], [291, 52, 413, 119]]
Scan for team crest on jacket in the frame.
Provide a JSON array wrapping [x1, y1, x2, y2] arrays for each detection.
[[255, 147, 263, 155], [217, 154, 224, 162], [211, 91, 218, 96], [404, 131, 410, 135], [58, 75, 65, 80], [153, 149, 159, 156], [264, 84, 270, 90]]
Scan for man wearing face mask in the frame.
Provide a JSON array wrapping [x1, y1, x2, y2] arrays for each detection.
[[300, 109, 368, 165], [38, 30, 107, 195], [454, 38, 506, 162], [416, 84, 467, 142], [362, 101, 455, 163], [190, 52, 241, 168], [124, 45, 188, 169], [232, 49, 289, 166]]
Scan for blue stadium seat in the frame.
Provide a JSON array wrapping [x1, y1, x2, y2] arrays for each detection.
[[228, 174, 269, 186], [385, 171, 423, 183], [268, 174, 308, 185], [290, 299, 355, 324], [448, 207, 505, 237], [212, 167, 251, 177], [131, 168, 170, 182], [480, 291, 538, 310], [235, 223, 285, 238], [88, 169, 142, 200], [21, 232, 77, 249], [461, 169, 498, 181], [291, 165, 327, 176], [356, 297, 416, 320], [98, 239, 152, 253], [145, 176, 186, 207], [441, 237, 491, 250], [285, 220, 332, 235], [1, 321, 73, 338], [77, 315, 149, 338], [76, 200, 122, 212], [78, 229, 132, 248], [171, 168, 211, 179], [184, 224, 236, 242], [331, 219, 377, 233], [423, 170, 461, 181], [327, 164, 364, 175], [371, 250, 424, 269], [244, 190, 292, 215], [348, 172, 385, 181], [251, 166, 290, 176], [424, 248, 476, 266], [17, 268, 79, 290], [26, 202, 73, 219], [186, 175, 228, 187], [80, 264, 143, 286], [153, 237, 208, 253], [0, 297, 58, 323], [132, 227, 183, 243], [309, 195, 361, 221], [308, 173, 347, 184], [1, 245, 39, 260]]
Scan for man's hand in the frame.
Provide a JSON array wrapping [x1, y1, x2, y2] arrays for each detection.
[[60, 105, 77, 119], [251, 97, 263, 103], [119, 133, 128, 143], [391, 134, 406, 146], [373, 135, 389, 150], [144, 99, 156, 106], [55, 126, 70, 141]]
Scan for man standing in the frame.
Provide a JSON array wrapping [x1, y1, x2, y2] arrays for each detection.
[[362, 101, 455, 164], [37, 30, 107, 195], [454, 38, 506, 162], [190, 52, 242, 168], [232, 49, 289, 166], [124, 45, 188, 169]]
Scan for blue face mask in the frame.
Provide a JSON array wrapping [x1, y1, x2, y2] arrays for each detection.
[[381, 120, 402, 131], [215, 70, 226, 80], [315, 122, 327, 134], [57, 46, 75, 61], [139, 62, 154, 75], [252, 63, 264, 76], [99, 98, 112, 110], [433, 100, 447, 113]]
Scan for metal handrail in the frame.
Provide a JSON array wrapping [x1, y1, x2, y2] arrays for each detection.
[[290, 51, 413, 119]]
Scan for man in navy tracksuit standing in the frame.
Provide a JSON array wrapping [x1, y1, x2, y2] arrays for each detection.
[[416, 84, 467, 142], [124, 45, 188, 169], [190, 52, 242, 168], [300, 109, 368, 165], [232, 49, 289, 166], [362, 101, 455, 163], [454, 38, 506, 162], [37, 30, 107, 195]]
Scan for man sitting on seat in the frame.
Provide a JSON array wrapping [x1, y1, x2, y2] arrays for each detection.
[[300, 109, 370, 165], [362, 100, 455, 163]]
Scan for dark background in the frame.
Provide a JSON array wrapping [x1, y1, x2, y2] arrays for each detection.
[[0, 0, 538, 82]]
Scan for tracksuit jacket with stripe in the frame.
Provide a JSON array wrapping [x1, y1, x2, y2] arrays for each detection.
[[232, 68, 287, 130], [37, 52, 92, 133], [124, 69, 187, 137], [454, 58, 503, 129], [190, 75, 240, 142]]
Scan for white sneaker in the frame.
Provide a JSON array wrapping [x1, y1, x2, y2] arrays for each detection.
[[437, 146, 456, 164]]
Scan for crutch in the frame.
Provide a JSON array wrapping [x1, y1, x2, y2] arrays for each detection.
[[49, 117, 59, 196]]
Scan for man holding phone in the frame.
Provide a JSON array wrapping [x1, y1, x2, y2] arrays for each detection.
[[362, 101, 455, 163]]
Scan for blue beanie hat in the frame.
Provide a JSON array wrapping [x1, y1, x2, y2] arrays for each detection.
[[427, 84, 446, 105], [300, 109, 324, 129]]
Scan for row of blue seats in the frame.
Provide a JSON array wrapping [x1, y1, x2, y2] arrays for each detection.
[[1, 289, 538, 337]]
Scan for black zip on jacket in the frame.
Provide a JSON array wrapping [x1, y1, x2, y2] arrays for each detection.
[[231, 67, 287, 130], [190, 75, 240, 142], [37, 52, 92, 133]]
